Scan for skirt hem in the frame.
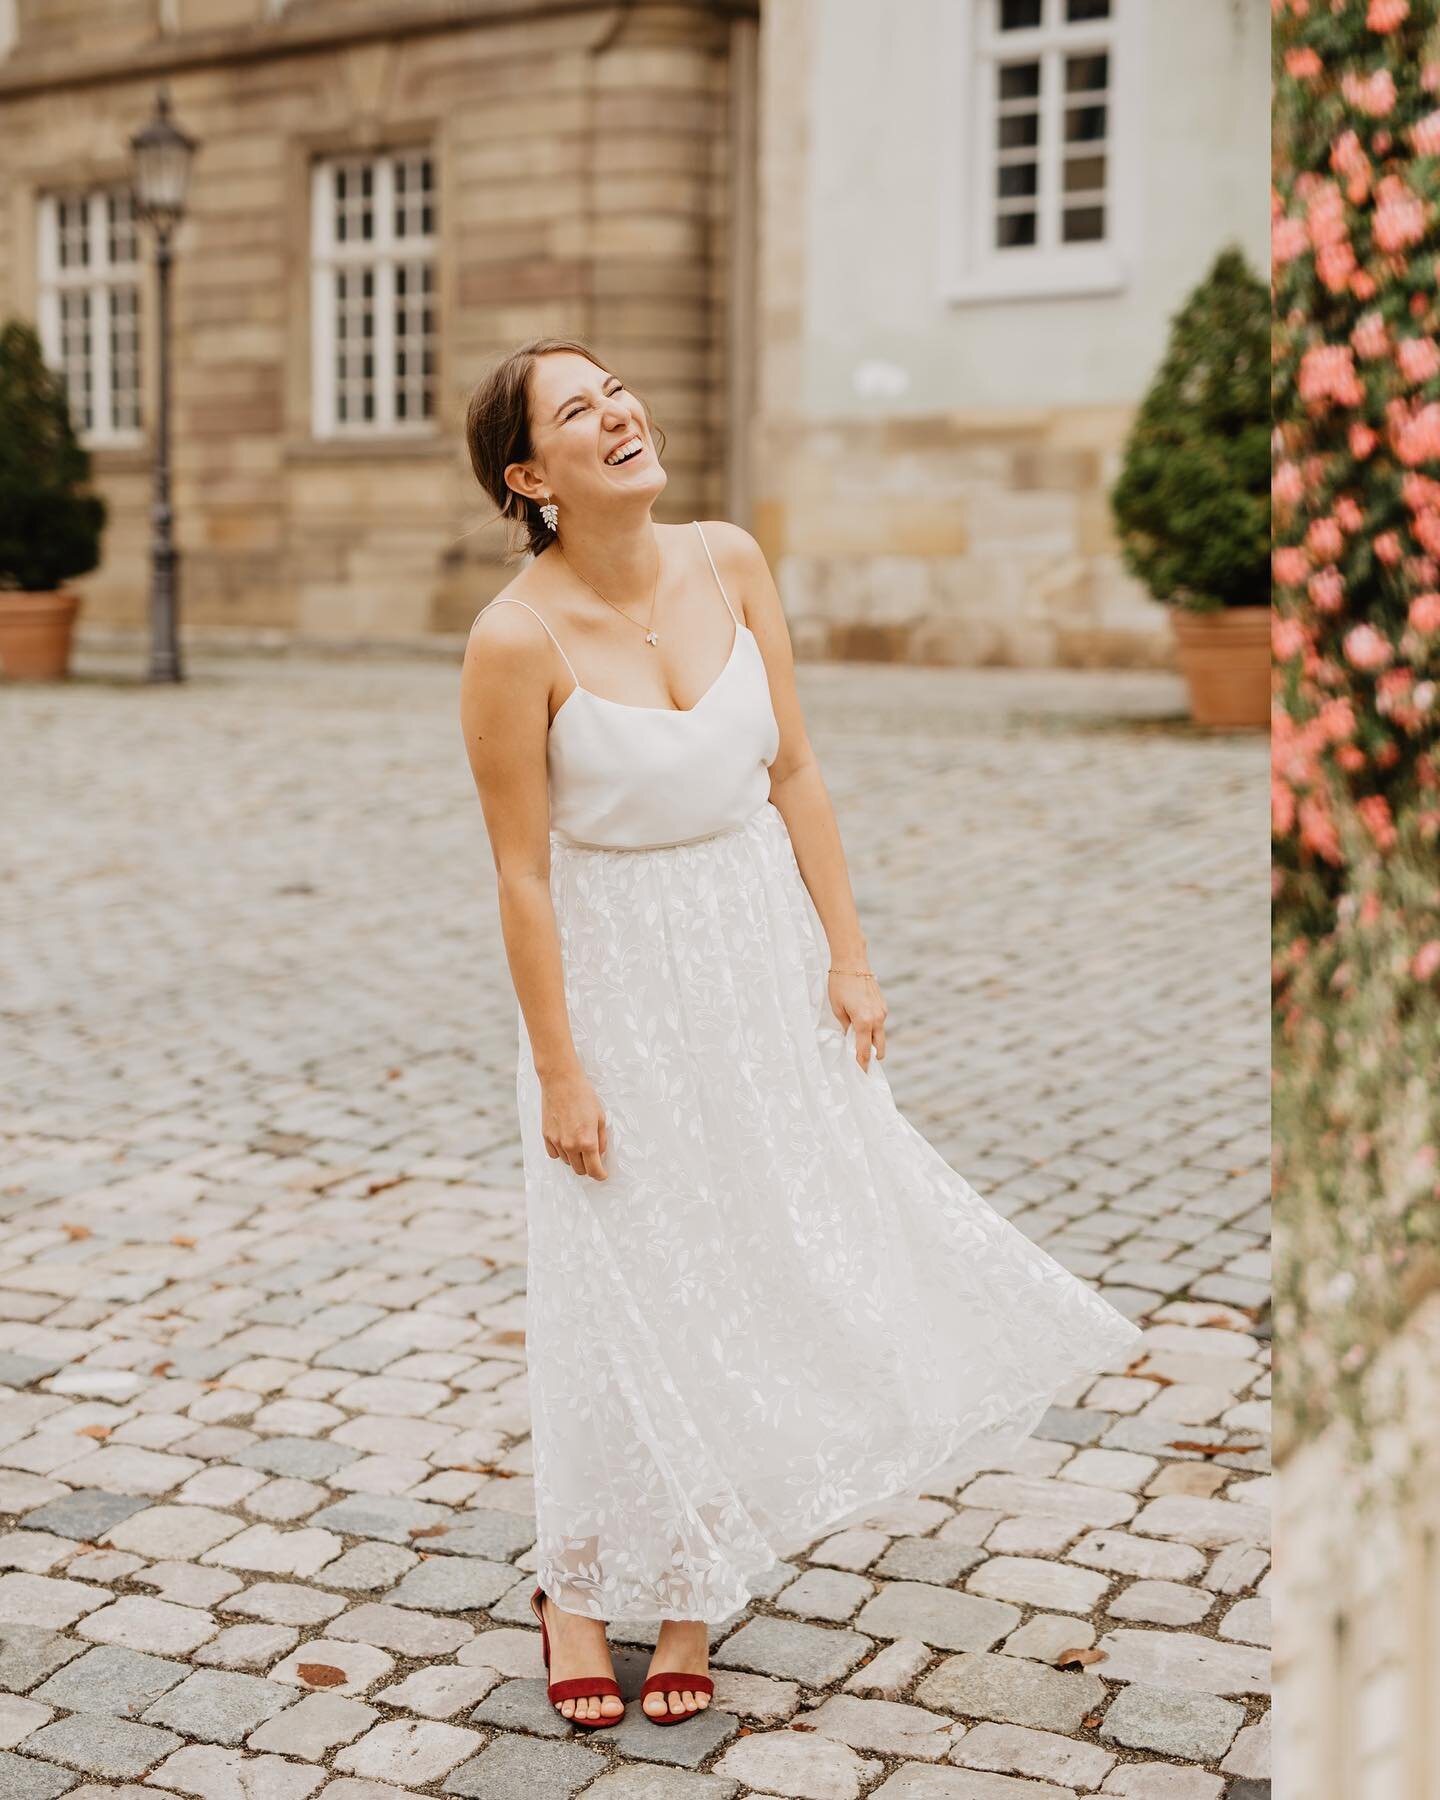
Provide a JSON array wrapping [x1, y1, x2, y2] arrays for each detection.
[[532, 1311, 1140, 1627]]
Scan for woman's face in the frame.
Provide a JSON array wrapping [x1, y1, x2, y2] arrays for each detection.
[[511, 351, 667, 520]]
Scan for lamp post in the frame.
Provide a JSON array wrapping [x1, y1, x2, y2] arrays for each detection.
[[129, 88, 197, 684]]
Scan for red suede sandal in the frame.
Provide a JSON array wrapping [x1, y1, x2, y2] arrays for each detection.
[[639, 1667, 715, 1725], [529, 1586, 624, 1730]]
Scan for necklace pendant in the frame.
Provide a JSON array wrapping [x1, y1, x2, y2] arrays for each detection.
[[646, 629, 659, 645]]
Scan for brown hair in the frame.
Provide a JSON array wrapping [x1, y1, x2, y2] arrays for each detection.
[[463, 336, 668, 562]]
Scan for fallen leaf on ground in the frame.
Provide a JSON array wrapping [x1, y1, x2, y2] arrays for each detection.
[[1168, 1440, 1263, 1456], [297, 1664, 348, 1688]]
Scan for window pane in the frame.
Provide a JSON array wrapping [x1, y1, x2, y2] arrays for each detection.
[[997, 162, 1039, 198], [1062, 203, 1105, 241], [334, 263, 376, 428], [394, 257, 436, 426], [1063, 152, 1106, 194], [1066, 0, 1110, 18], [334, 160, 374, 247], [59, 291, 93, 431], [394, 151, 436, 240], [108, 286, 141, 432], [998, 111, 1040, 149], [998, 59, 1041, 100], [1065, 101, 1107, 142], [1066, 51, 1108, 93], [57, 197, 90, 270], [996, 211, 1038, 248], [106, 191, 138, 268], [999, 0, 1042, 26]]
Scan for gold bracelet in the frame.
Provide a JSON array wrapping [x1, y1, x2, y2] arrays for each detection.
[[829, 966, 878, 979]]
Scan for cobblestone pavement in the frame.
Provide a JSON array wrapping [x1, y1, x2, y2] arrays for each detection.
[[1, 649, 1270, 1800]]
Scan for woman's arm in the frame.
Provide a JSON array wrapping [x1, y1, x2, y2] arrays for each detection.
[[702, 521, 888, 1071], [459, 608, 609, 1178]]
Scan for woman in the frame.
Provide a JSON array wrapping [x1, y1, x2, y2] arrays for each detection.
[[458, 337, 1142, 1731]]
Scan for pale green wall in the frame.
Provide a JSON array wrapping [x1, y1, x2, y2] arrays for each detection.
[[801, 0, 1269, 415]]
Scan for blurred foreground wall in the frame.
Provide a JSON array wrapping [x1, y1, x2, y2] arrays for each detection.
[[1274, 1292, 1440, 1799]]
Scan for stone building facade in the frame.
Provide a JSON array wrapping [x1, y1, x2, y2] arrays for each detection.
[[0, 0, 1267, 665], [0, 0, 758, 639]]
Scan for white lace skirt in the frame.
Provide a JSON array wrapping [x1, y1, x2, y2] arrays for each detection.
[[514, 798, 1142, 1624]]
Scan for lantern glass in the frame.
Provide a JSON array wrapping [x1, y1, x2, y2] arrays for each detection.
[[130, 92, 196, 232]]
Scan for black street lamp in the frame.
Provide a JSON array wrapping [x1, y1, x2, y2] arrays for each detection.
[[129, 88, 197, 684]]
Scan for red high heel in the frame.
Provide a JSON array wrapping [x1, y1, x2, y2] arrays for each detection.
[[529, 1586, 624, 1730], [640, 1665, 715, 1725]]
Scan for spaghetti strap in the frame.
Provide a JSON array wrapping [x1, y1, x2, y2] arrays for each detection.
[[484, 596, 581, 688], [694, 520, 741, 627]]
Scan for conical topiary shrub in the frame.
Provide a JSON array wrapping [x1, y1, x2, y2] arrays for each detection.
[[0, 317, 106, 593], [1110, 243, 1271, 612]]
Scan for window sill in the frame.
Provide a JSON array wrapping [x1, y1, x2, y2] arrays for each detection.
[[943, 256, 1129, 306], [88, 442, 151, 473], [286, 432, 448, 464]]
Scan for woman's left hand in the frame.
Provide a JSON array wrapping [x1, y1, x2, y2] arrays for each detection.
[[827, 970, 888, 1071]]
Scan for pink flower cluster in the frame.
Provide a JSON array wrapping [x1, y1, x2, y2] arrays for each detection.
[[1409, 591, 1440, 630], [1373, 174, 1427, 251], [1346, 623, 1393, 669], [1299, 343, 1365, 408], [1398, 335, 1440, 383], [1410, 107, 1440, 153], [1389, 398, 1440, 463], [1342, 66, 1398, 117], [1367, 0, 1410, 30], [1333, 131, 1374, 205]]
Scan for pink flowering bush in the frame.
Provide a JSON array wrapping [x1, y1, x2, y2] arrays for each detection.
[[1273, 0, 1440, 1453]]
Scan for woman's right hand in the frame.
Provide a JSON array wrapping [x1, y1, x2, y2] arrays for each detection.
[[540, 1068, 608, 1180]]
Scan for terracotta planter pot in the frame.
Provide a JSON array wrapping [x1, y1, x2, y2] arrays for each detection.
[[0, 589, 82, 680], [1169, 604, 1270, 729]]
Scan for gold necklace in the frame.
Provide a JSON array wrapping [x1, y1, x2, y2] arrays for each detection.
[[555, 537, 662, 645]]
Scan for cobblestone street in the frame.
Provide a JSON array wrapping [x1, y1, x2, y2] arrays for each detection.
[[1, 648, 1270, 1800]]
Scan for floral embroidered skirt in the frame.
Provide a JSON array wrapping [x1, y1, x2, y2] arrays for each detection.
[[514, 799, 1143, 1624]]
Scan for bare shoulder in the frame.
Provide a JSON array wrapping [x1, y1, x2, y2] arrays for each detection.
[[462, 577, 555, 692], [694, 518, 781, 632], [694, 517, 768, 573]]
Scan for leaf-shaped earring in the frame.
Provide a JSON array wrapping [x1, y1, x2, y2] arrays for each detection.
[[539, 496, 559, 533]]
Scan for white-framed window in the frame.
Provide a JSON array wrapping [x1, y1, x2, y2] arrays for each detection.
[[939, 0, 1139, 304], [36, 187, 144, 445], [310, 148, 438, 439]]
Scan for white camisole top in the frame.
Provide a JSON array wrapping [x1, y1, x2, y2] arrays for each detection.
[[484, 519, 780, 852]]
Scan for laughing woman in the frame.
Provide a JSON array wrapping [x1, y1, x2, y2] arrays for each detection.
[[457, 337, 1142, 1729]]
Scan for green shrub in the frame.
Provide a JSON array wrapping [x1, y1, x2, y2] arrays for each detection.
[[1109, 244, 1270, 612], [0, 317, 106, 592]]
